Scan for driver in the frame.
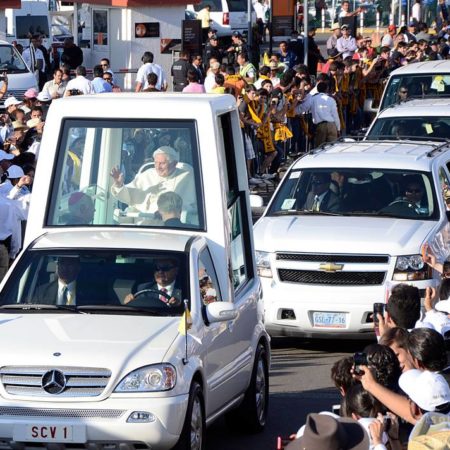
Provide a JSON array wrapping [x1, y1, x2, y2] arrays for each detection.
[[124, 258, 182, 306], [404, 177, 425, 210]]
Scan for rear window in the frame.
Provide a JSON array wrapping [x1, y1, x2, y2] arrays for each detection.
[[193, 0, 223, 12], [16, 16, 50, 39], [47, 119, 205, 231], [228, 0, 247, 11]]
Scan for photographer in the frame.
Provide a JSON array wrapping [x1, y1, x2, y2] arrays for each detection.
[[63, 66, 93, 97]]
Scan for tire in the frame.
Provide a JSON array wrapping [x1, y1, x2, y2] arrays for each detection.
[[173, 381, 205, 450], [225, 343, 269, 433]]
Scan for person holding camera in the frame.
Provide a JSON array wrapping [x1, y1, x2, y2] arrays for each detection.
[[63, 66, 93, 97]]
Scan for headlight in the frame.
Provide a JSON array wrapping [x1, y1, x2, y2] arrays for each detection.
[[115, 364, 176, 392], [255, 251, 272, 278], [393, 254, 430, 281]]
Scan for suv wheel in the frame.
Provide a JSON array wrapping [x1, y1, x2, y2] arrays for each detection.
[[225, 343, 269, 433], [173, 381, 205, 450]]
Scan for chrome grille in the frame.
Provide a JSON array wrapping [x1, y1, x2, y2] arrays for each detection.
[[278, 269, 386, 286], [0, 366, 111, 397], [0, 407, 124, 419], [276, 253, 389, 264]]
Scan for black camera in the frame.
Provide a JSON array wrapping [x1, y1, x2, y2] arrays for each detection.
[[373, 302, 385, 325], [353, 352, 368, 375], [69, 89, 82, 96]]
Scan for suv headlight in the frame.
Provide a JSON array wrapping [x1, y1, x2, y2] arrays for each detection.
[[393, 254, 431, 281], [115, 364, 176, 392], [255, 251, 272, 278]]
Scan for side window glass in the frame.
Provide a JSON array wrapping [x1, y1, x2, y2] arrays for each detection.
[[198, 248, 221, 305], [440, 167, 450, 209], [229, 199, 247, 290]]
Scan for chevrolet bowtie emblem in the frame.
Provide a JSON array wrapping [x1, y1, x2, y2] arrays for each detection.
[[319, 262, 344, 272]]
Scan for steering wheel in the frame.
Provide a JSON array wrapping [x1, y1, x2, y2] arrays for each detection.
[[128, 288, 173, 308], [379, 199, 419, 217]]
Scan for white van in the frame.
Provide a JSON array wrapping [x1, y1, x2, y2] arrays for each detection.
[[0, 93, 269, 450], [186, 0, 250, 38], [5, 0, 52, 48], [0, 40, 38, 107]]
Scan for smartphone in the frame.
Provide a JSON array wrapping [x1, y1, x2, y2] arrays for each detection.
[[353, 352, 367, 375], [373, 303, 385, 325]]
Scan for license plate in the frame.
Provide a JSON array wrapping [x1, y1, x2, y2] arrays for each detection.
[[313, 312, 346, 328], [13, 424, 86, 443]]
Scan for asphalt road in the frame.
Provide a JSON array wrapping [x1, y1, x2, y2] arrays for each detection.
[[205, 337, 373, 450]]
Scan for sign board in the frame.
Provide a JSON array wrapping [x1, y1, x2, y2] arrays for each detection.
[[135, 22, 160, 38], [272, 16, 294, 37], [182, 19, 202, 55]]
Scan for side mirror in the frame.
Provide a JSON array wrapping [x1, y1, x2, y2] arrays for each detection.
[[206, 302, 238, 324], [250, 194, 264, 208]]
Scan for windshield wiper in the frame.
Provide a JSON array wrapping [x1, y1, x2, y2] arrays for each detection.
[[270, 210, 340, 216], [77, 305, 165, 316], [0, 304, 86, 314]]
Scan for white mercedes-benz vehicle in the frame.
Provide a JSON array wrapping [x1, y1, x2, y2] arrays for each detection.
[[254, 140, 450, 338]]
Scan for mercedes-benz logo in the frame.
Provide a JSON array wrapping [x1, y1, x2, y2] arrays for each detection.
[[41, 369, 67, 394]]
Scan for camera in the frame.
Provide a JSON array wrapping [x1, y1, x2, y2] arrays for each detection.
[[373, 302, 385, 324], [69, 89, 82, 96], [353, 352, 368, 375]]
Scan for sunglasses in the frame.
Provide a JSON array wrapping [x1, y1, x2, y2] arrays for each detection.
[[406, 188, 422, 193], [155, 265, 176, 272], [399, 90, 408, 94]]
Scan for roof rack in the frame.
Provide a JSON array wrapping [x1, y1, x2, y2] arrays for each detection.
[[309, 137, 450, 157]]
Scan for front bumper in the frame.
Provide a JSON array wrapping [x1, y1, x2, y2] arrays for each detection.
[[0, 394, 189, 450]]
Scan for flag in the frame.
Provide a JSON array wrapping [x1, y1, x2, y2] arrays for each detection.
[[178, 306, 192, 335], [263, 52, 270, 67]]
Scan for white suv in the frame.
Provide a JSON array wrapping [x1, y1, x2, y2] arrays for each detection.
[[254, 140, 450, 338]]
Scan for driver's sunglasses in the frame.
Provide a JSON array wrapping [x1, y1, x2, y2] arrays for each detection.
[[399, 90, 408, 94], [155, 265, 176, 272], [406, 188, 422, 193]]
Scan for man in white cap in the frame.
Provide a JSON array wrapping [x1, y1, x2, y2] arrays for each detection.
[[336, 24, 357, 59], [4, 97, 22, 117], [110, 146, 196, 220], [327, 23, 342, 56]]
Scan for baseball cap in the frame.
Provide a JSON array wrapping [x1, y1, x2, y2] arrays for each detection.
[[341, 24, 349, 30], [232, 31, 242, 38], [24, 88, 38, 99], [388, 24, 397, 32], [210, 34, 218, 40], [399, 370, 450, 412], [36, 91, 52, 103], [0, 149, 14, 161], [6, 165, 24, 179], [4, 96, 22, 108]]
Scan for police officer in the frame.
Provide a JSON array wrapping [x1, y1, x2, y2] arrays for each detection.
[[171, 51, 191, 92], [226, 31, 248, 66], [205, 35, 223, 68]]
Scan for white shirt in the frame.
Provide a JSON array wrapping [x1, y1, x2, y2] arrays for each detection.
[[336, 35, 357, 58], [136, 62, 167, 91], [412, 2, 422, 21], [65, 76, 94, 95], [22, 45, 45, 73], [157, 281, 175, 298], [381, 34, 394, 48], [253, 0, 266, 20], [42, 79, 67, 99], [298, 93, 341, 131], [111, 166, 196, 216], [57, 280, 76, 305], [0, 195, 22, 259], [204, 73, 217, 93]]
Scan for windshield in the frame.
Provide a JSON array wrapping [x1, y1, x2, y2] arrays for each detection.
[[47, 119, 204, 230], [193, 0, 222, 11], [0, 250, 188, 316], [267, 168, 438, 220], [0, 45, 28, 73], [367, 116, 450, 140], [381, 74, 450, 110]]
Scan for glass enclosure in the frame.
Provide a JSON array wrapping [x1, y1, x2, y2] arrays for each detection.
[[268, 168, 438, 220], [381, 75, 450, 111], [0, 250, 188, 316], [367, 116, 450, 140], [47, 119, 204, 230]]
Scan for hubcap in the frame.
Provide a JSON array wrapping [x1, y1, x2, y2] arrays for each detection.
[[255, 356, 267, 425], [190, 395, 203, 450]]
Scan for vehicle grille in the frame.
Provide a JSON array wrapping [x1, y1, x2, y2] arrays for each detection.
[[0, 366, 111, 397], [276, 253, 389, 264], [0, 90, 28, 106], [278, 269, 386, 286], [0, 407, 124, 419]]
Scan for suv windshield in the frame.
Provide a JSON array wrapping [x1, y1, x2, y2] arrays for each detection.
[[267, 168, 438, 220], [367, 116, 450, 140], [0, 250, 188, 315], [0, 45, 28, 73], [47, 119, 204, 230], [381, 74, 450, 110]]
